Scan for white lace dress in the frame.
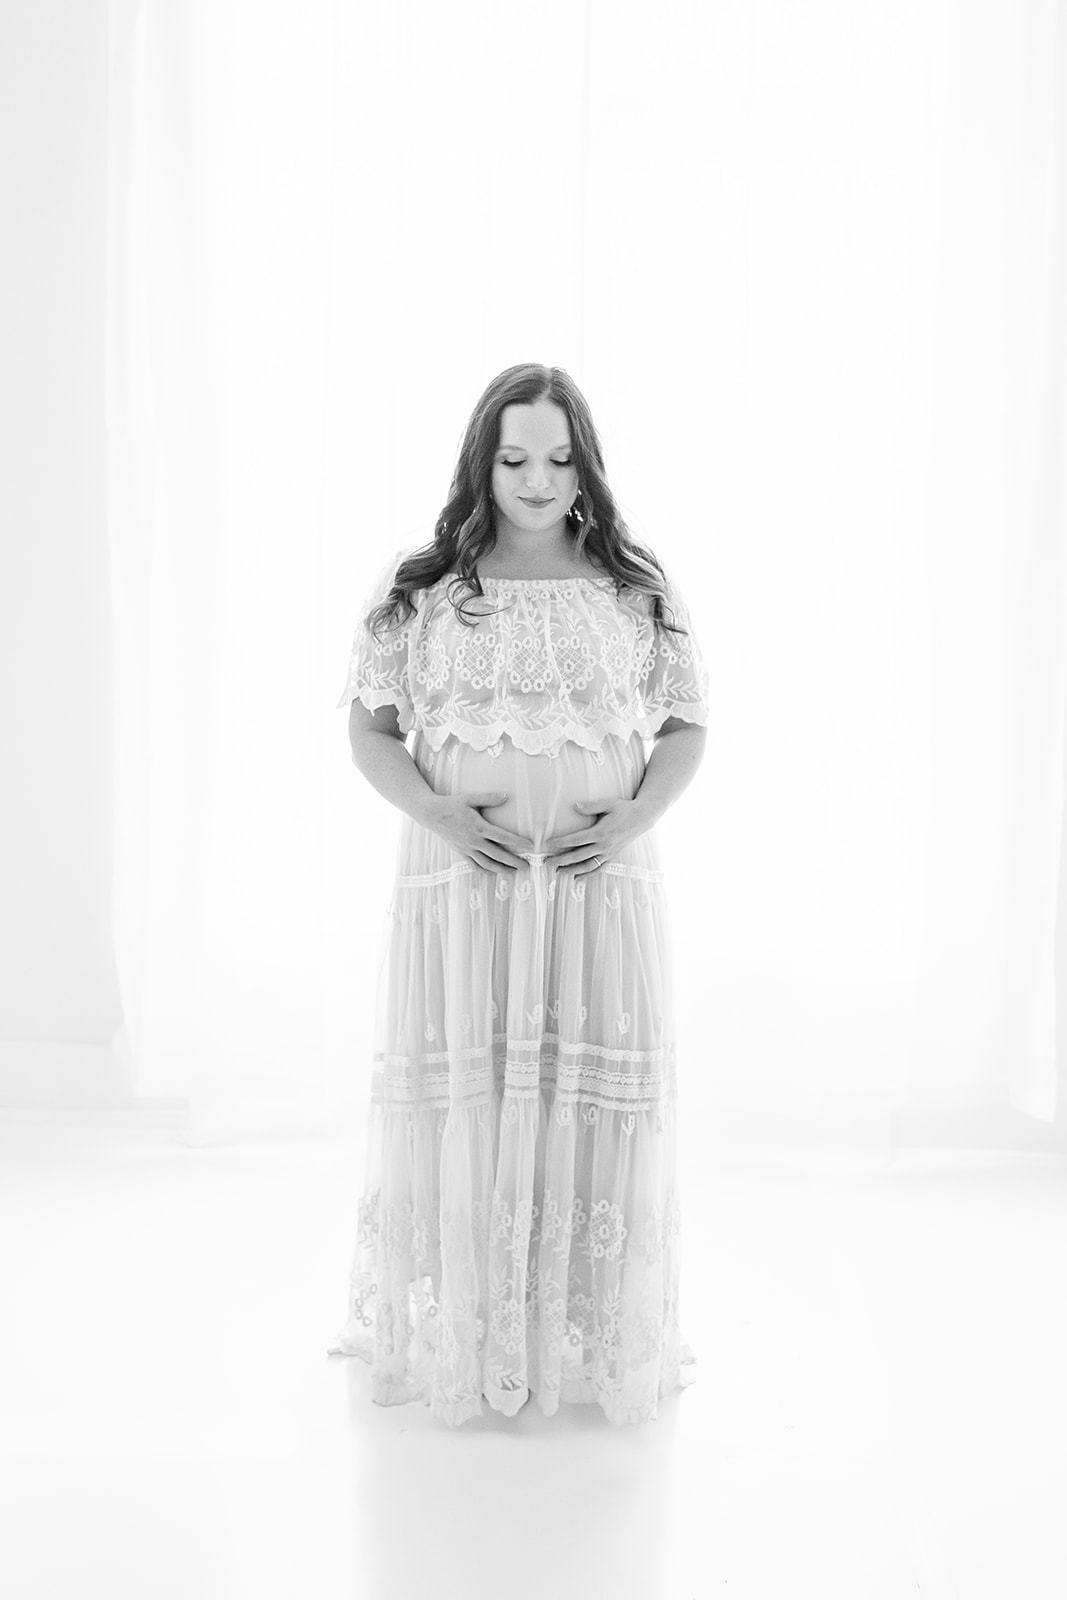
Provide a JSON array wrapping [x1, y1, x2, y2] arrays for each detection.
[[328, 546, 710, 1427]]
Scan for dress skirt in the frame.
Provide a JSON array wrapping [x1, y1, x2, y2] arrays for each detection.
[[327, 724, 697, 1427]]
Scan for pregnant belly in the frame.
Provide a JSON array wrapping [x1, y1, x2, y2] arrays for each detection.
[[413, 730, 647, 852]]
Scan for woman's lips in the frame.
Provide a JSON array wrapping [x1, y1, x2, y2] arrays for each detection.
[[520, 497, 553, 506]]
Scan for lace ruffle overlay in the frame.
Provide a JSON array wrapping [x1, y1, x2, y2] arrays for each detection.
[[334, 549, 710, 755]]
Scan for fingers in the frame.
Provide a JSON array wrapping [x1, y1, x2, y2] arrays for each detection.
[[471, 846, 607, 876], [471, 848, 520, 874], [482, 824, 537, 855], [473, 837, 527, 871], [552, 850, 606, 873]]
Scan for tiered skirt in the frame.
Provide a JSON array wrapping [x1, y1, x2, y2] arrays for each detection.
[[327, 725, 696, 1426]]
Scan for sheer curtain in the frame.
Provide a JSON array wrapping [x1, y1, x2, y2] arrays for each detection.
[[105, 0, 1067, 1147]]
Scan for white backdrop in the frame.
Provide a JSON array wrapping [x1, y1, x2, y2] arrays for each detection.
[[104, 0, 1067, 1147]]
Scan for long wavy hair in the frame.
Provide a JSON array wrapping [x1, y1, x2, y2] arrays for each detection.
[[364, 363, 689, 645]]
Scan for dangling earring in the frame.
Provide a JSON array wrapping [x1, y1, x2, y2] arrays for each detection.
[[570, 488, 586, 524]]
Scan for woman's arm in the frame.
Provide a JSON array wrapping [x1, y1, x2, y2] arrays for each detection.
[[347, 700, 442, 827], [631, 721, 708, 825]]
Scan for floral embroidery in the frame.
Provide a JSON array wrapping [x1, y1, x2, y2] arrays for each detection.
[[326, 1128, 697, 1428], [335, 548, 710, 755], [586, 1199, 627, 1261]]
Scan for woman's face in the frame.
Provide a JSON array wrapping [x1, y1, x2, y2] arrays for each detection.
[[489, 399, 580, 540]]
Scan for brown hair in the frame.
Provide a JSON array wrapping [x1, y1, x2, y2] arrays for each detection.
[[364, 362, 689, 644]]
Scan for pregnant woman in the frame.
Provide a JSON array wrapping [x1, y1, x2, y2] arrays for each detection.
[[328, 362, 709, 1428]]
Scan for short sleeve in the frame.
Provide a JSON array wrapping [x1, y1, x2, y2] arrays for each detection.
[[334, 546, 417, 730], [639, 564, 710, 733]]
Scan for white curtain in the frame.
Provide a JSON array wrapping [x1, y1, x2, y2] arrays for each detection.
[[105, 0, 1067, 1147]]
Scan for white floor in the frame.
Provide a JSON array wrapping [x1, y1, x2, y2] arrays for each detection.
[[2, 1112, 1065, 1600]]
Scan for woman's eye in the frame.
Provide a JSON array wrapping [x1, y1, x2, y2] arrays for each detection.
[[502, 460, 572, 468]]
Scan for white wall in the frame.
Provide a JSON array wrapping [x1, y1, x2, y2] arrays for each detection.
[[2, 2, 1064, 1148], [0, 1, 130, 1105]]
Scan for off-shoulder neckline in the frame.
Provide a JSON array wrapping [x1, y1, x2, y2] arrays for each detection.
[[445, 570, 615, 588]]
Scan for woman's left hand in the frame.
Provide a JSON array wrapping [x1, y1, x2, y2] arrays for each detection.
[[544, 798, 655, 875]]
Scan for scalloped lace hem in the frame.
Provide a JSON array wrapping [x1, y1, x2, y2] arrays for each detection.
[[326, 1328, 697, 1428], [336, 694, 710, 753], [416, 709, 708, 755]]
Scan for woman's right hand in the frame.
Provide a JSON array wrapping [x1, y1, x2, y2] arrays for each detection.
[[423, 792, 534, 874]]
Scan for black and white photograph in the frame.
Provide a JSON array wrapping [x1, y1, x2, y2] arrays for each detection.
[[3, 2, 1067, 1596]]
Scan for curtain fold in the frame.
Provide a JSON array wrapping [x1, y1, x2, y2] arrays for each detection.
[[105, 0, 1067, 1146]]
